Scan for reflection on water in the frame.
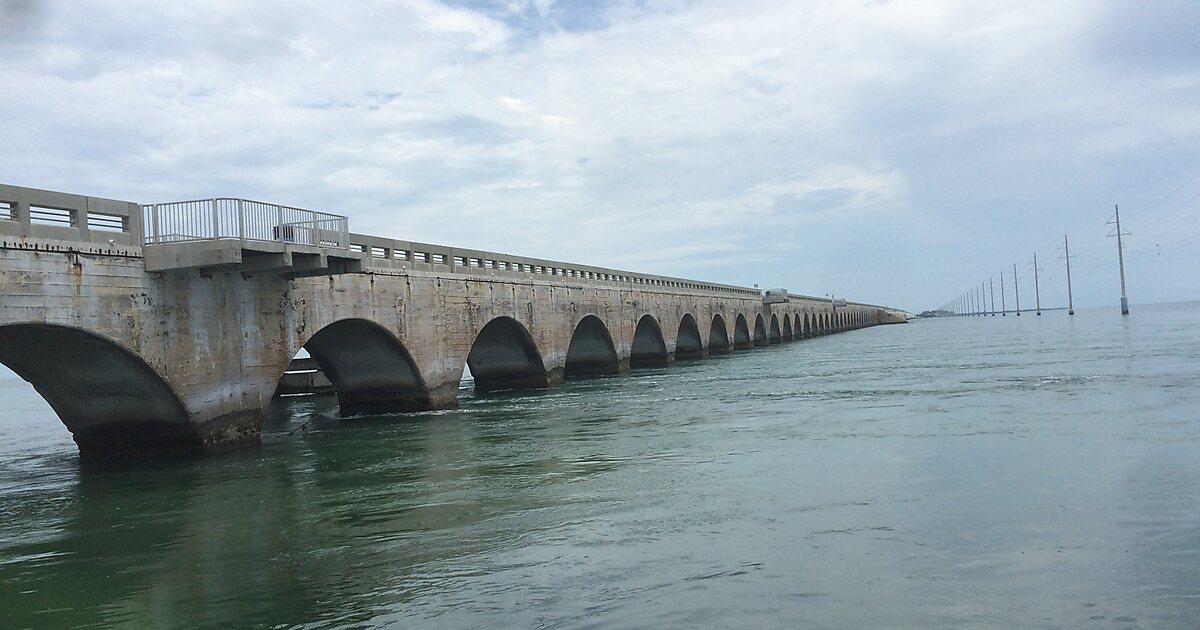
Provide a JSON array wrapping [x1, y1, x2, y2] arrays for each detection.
[[2, 303, 1200, 628]]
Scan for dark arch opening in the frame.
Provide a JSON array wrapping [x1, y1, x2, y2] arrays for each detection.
[[802, 313, 811, 338], [274, 348, 336, 398], [564, 315, 620, 377], [753, 314, 769, 347], [0, 323, 192, 459], [467, 317, 549, 393], [302, 318, 435, 416], [733, 314, 752, 350], [789, 314, 798, 340], [768, 314, 782, 344], [630, 315, 669, 368], [675, 314, 705, 361], [709, 314, 731, 353]]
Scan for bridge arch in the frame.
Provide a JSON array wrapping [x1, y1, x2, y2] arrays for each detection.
[[753, 313, 769, 347], [467, 317, 549, 393], [630, 315, 669, 368], [708, 314, 731, 353], [802, 313, 810, 338], [733, 314, 752, 350], [768, 314, 782, 344], [301, 318, 432, 416], [790, 314, 799, 340], [564, 315, 621, 377], [675, 314, 705, 361], [0, 323, 192, 458]]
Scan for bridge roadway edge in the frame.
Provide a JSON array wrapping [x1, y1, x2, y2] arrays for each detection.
[[0, 236, 891, 460]]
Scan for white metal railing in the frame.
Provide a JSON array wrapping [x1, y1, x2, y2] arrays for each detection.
[[142, 198, 350, 249]]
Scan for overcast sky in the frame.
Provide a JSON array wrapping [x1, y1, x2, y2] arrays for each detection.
[[2, 0, 1198, 312]]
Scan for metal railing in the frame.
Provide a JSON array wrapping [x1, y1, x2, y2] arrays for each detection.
[[142, 198, 350, 249]]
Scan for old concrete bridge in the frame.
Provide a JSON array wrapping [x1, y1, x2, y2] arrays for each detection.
[[0, 184, 905, 459]]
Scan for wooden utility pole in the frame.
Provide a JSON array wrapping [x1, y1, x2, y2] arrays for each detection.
[[1013, 263, 1021, 316], [1061, 234, 1075, 316], [1032, 252, 1042, 316], [1000, 272, 1007, 316], [1110, 204, 1130, 315]]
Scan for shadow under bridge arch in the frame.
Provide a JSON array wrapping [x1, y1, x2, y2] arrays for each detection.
[[753, 314, 769, 347], [708, 314, 731, 354], [303, 318, 442, 417], [733, 314, 752, 350], [564, 315, 621, 378], [675, 314, 705, 361], [467, 317, 550, 393], [0, 323, 192, 459], [630, 315, 669, 368]]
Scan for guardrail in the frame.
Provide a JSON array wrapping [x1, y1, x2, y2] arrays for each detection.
[[142, 198, 350, 249], [347, 232, 763, 299], [0, 183, 142, 246]]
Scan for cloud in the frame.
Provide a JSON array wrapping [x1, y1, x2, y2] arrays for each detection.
[[2, 0, 1199, 310]]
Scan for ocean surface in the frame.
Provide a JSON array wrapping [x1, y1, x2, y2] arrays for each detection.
[[1, 302, 1198, 629]]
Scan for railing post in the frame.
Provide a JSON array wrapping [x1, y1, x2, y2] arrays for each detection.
[[212, 199, 220, 239], [277, 203, 284, 243], [238, 199, 245, 242], [150, 204, 160, 244]]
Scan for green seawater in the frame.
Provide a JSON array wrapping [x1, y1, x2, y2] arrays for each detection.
[[2, 302, 1199, 628]]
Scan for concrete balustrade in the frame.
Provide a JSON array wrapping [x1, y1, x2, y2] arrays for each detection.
[[0, 184, 142, 247]]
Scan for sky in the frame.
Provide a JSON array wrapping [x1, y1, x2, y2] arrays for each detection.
[[2, 0, 1199, 313]]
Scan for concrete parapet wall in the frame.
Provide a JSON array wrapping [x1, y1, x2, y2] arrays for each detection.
[[0, 184, 143, 247]]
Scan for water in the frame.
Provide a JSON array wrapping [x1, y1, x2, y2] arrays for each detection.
[[2, 303, 1199, 628]]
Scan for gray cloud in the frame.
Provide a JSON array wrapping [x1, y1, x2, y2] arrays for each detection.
[[2, 0, 1198, 311]]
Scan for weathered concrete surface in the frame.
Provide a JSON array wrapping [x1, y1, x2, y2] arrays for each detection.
[[0, 185, 900, 460]]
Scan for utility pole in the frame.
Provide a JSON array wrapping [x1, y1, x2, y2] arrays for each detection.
[[1032, 252, 1042, 316], [1013, 263, 1021, 316], [989, 278, 995, 316], [1060, 234, 1075, 316], [1108, 204, 1130, 315], [1000, 272, 1007, 316]]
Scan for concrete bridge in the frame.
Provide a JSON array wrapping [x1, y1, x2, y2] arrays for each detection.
[[0, 184, 905, 460]]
